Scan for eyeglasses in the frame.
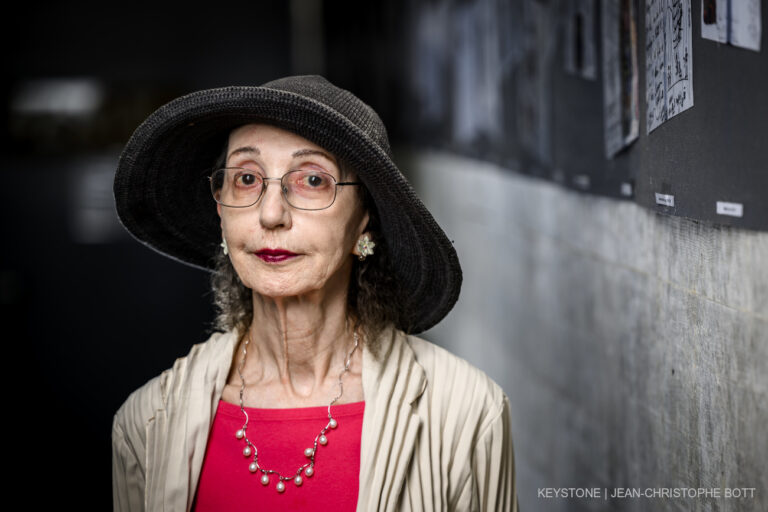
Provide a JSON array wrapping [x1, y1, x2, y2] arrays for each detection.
[[209, 167, 361, 211]]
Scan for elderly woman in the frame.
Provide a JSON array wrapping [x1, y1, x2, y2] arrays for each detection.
[[112, 75, 518, 511]]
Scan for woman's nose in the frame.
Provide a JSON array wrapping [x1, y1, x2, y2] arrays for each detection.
[[258, 179, 291, 229]]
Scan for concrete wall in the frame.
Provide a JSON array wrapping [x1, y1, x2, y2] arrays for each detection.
[[404, 150, 768, 512]]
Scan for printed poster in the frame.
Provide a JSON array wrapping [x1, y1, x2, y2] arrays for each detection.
[[646, 0, 694, 134], [701, 0, 761, 52], [602, 0, 640, 158]]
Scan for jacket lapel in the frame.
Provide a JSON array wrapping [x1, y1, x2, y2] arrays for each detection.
[[358, 329, 427, 511], [144, 331, 240, 511]]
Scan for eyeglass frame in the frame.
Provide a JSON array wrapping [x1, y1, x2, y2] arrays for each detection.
[[208, 167, 362, 211]]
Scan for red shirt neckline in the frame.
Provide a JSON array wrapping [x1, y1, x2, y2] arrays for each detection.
[[215, 399, 366, 420]]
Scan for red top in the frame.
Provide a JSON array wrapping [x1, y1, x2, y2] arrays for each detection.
[[194, 399, 365, 511]]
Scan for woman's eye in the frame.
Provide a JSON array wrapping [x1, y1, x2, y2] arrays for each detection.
[[296, 171, 330, 188], [307, 174, 325, 187], [235, 172, 259, 187]]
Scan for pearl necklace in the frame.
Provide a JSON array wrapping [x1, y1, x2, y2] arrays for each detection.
[[235, 331, 360, 493]]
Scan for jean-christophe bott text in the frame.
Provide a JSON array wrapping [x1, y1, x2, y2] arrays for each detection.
[[537, 487, 756, 500]]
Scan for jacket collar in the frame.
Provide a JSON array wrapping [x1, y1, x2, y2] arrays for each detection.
[[358, 327, 427, 510]]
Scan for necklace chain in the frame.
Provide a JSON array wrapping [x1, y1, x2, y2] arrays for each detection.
[[235, 331, 360, 493]]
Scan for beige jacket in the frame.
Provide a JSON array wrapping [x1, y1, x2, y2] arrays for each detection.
[[112, 327, 518, 511]]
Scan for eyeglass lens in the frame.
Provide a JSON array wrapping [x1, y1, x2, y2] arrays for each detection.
[[211, 168, 338, 210]]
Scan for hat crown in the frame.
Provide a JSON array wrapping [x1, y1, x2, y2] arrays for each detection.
[[262, 75, 393, 158]]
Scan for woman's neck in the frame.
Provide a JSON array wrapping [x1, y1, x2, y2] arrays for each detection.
[[235, 283, 363, 407]]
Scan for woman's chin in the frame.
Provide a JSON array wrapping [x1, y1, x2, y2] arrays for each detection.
[[234, 263, 309, 296], [246, 279, 323, 300], [237, 261, 348, 301], [253, 288, 308, 299]]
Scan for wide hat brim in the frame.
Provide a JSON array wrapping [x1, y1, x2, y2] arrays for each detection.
[[114, 75, 461, 334]]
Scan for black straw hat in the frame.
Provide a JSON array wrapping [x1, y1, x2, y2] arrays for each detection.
[[114, 75, 462, 333]]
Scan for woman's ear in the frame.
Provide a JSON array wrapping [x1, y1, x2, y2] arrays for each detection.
[[352, 208, 371, 255], [359, 210, 371, 235]]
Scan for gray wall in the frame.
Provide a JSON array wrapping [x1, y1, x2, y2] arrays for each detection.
[[403, 150, 767, 512]]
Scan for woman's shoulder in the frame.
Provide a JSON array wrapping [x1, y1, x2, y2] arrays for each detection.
[[402, 333, 507, 430], [112, 330, 237, 441]]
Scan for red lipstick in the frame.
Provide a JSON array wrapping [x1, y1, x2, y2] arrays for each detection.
[[255, 248, 298, 263]]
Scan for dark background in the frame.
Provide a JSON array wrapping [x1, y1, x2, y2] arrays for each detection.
[[1, 2, 398, 507]]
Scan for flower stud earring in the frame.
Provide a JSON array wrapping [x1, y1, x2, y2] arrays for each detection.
[[356, 234, 375, 261], [221, 236, 229, 255]]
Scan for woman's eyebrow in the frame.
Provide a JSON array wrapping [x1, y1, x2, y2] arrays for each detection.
[[292, 148, 337, 164], [227, 146, 260, 161]]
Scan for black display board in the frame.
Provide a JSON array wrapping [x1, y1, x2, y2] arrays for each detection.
[[551, 0, 636, 199], [630, 0, 767, 230], [326, 0, 768, 231]]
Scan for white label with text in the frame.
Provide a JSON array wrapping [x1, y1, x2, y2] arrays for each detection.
[[716, 201, 744, 218], [655, 193, 675, 207]]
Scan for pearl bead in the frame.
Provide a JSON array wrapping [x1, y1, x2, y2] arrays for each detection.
[[304, 447, 314, 458], [243, 446, 252, 457], [304, 467, 314, 477], [294, 475, 303, 486], [276, 481, 286, 493], [235, 429, 245, 439], [318, 435, 327, 445], [249, 462, 258, 473], [260, 474, 270, 486], [329, 418, 338, 429]]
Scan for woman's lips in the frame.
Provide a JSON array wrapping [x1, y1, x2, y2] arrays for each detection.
[[255, 248, 299, 263]]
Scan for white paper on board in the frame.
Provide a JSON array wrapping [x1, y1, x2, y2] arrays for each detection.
[[452, 0, 503, 144], [701, 0, 761, 52], [517, 0, 556, 165], [646, 0, 694, 134], [408, 2, 449, 124], [602, 0, 640, 158]]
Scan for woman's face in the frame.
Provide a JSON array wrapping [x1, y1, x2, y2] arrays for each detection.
[[217, 123, 369, 300]]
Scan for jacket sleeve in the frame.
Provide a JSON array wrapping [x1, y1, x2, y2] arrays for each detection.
[[112, 415, 146, 512], [112, 371, 167, 512], [468, 394, 519, 512]]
